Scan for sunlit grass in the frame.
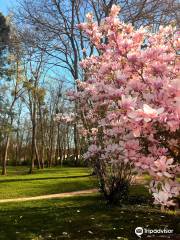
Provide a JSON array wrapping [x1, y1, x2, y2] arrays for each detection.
[[0, 166, 97, 199], [0, 195, 179, 240], [0, 166, 179, 239]]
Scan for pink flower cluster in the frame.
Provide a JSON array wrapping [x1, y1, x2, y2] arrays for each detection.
[[75, 5, 180, 206], [55, 113, 75, 124]]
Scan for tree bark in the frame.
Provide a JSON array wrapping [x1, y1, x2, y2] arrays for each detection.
[[2, 136, 10, 175]]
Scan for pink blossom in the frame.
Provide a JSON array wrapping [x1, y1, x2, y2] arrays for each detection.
[[128, 104, 164, 122], [118, 95, 137, 111], [72, 5, 180, 207], [109, 5, 121, 17]]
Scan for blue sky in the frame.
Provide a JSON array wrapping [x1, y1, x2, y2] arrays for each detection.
[[0, 0, 15, 15], [0, 0, 73, 88]]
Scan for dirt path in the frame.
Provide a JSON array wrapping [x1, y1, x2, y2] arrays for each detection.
[[0, 189, 98, 203]]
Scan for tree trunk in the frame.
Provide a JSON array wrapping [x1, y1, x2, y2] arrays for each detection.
[[41, 146, 45, 169], [35, 140, 41, 169], [29, 121, 36, 174], [2, 136, 10, 175], [74, 123, 79, 166]]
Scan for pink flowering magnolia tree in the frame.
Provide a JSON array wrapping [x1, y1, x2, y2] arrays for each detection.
[[70, 5, 180, 206], [55, 112, 75, 124]]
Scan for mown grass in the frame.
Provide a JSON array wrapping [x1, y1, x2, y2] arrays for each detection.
[[0, 166, 97, 199], [0, 195, 179, 240], [0, 166, 179, 239]]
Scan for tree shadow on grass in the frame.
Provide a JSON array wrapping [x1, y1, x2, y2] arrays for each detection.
[[0, 195, 179, 240], [0, 174, 92, 183]]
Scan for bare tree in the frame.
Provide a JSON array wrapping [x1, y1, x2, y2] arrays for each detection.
[[20, 42, 48, 172], [11, 0, 179, 168], [1, 25, 25, 175]]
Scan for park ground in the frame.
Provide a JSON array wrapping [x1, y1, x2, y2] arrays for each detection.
[[0, 166, 179, 240]]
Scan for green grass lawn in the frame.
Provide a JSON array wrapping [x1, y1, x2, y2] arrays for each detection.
[[0, 195, 179, 240], [0, 166, 179, 240], [0, 166, 97, 199]]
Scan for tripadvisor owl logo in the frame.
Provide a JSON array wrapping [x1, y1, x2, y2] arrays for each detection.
[[135, 227, 143, 238]]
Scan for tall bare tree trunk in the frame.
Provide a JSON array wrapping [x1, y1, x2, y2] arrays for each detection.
[[29, 121, 35, 174], [2, 113, 15, 175], [35, 140, 41, 169], [74, 123, 79, 166], [41, 146, 45, 169], [2, 136, 10, 175]]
